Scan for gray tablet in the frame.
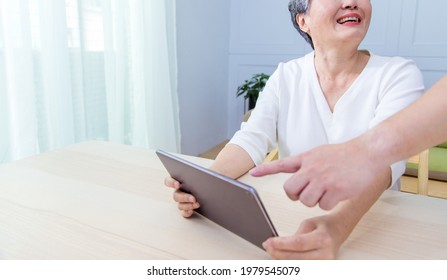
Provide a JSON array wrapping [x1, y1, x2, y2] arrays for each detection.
[[156, 150, 278, 249]]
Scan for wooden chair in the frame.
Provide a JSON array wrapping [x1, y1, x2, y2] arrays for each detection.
[[263, 146, 278, 163], [406, 149, 430, 195]]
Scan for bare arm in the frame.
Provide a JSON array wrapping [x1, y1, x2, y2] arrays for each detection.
[[251, 75, 447, 210], [368, 75, 447, 165], [210, 144, 255, 178]]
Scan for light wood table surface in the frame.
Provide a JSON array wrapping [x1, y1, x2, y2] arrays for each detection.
[[0, 141, 446, 259]]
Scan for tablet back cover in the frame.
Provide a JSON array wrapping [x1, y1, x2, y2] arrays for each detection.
[[156, 150, 277, 249]]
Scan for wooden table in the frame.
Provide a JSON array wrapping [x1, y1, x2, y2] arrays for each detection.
[[0, 141, 446, 259]]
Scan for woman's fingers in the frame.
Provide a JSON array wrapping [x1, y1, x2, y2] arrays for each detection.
[[181, 209, 194, 218], [173, 189, 196, 203], [165, 177, 200, 218], [164, 176, 181, 189]]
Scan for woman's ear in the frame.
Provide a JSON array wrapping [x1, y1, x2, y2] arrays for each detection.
[[296, 14, 310, 34]]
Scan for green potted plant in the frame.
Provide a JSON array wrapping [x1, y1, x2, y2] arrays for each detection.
[[236, 73, 270, 110]]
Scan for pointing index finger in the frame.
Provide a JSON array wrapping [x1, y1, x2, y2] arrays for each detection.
[[250, 155, 303, 177]]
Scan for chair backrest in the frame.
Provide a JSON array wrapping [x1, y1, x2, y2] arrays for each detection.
[[263, 147, 278, 163], [407, 149, 430, 195]]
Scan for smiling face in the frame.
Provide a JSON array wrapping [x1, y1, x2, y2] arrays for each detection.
[[296, 0, 372, 50]]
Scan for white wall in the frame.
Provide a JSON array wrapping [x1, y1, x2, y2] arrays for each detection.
[[176, 0, 230, 156], [177, 0, 447, 155]]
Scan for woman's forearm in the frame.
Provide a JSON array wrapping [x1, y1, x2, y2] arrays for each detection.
[[210, 143, 255, 179]]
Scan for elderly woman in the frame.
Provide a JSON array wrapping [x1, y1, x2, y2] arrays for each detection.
[[165, 0, 424, 259]]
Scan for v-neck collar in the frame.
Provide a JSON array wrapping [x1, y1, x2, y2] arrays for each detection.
[[308, 51, 373, 120]]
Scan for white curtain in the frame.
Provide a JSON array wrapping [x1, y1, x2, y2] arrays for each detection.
[[0, 0, 180, 164]]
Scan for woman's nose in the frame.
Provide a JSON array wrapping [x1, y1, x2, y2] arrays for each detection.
[[342, 0, 358, 10]]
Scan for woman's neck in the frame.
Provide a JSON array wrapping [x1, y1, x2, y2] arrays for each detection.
[[314, 48, 369, 80], [313, 48, 370, 111]]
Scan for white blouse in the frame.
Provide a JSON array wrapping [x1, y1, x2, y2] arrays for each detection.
[[230, 51, 424, 188]]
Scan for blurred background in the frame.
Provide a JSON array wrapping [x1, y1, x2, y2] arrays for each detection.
[[1, 0, 446, 164]]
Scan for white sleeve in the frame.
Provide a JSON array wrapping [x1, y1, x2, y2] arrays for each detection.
[[370, 58, 425, 188], [229, 68, 280, 165]]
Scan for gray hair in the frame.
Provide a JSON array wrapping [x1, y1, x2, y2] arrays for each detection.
[[288, 0, 314, 49]]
